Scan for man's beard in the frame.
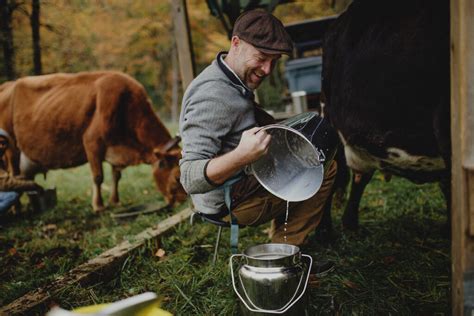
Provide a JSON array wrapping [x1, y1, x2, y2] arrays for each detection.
[[245, 70, 265, 89]]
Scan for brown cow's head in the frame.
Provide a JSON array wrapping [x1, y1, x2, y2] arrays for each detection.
[[152, 140, 187, 206]]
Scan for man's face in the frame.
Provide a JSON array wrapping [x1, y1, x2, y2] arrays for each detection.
[[233, 39, 281, 90]]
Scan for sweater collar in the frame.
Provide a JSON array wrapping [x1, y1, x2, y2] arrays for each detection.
[[216, 51, 255, 100]]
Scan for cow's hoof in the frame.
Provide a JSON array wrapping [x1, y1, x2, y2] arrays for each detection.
[[109, 198, 120, 206], [92, 205, 106, 213]]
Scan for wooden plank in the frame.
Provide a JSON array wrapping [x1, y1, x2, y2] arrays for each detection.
[[0, 207, 193, 316], [171, 0, 195, 91], [451, 0, 474, 313], [110, 202, 168, 218]]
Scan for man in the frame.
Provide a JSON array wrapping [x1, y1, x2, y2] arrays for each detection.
[[179, 10, 337, 247], [0, 129, 43, 213]]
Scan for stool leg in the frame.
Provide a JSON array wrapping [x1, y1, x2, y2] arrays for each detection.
[[212, 226, 222, 265]]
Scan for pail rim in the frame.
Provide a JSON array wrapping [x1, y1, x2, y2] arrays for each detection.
[[258, 124, 317, 152], [250, 124, 323, 202], [242, 243, 301, 267]]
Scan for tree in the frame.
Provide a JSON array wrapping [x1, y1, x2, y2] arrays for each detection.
[[30, 0, 41, 75], [0, 0, 16, 80]]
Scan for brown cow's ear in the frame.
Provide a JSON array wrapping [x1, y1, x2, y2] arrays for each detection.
[[166, 148, 182, 158], [153, 148, 166, 161], [154, 148, 181, 167]]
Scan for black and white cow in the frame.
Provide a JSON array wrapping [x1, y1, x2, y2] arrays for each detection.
[[322, 0, 450, 230]]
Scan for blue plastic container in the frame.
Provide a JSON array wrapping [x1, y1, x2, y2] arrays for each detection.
[[284, 56, 322, 94]]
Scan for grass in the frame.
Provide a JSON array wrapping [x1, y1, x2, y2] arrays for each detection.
[[0, 162, 450, 314]]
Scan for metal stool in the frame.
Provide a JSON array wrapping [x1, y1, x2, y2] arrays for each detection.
[[190, 173, 244, 264], [190, 210, 246, 264]]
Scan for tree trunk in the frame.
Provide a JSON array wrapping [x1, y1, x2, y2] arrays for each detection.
[[30, 0, 42, 75], [0, 0, 16, 80]]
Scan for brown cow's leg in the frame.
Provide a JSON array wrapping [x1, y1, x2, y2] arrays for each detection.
[[91, 169, 104, 212], [110, 165, 122, 205], [83, 135, 106, 212]]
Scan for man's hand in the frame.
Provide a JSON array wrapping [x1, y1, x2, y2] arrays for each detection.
[[206, 127, 271, 185], [234, 127, 271, 165]]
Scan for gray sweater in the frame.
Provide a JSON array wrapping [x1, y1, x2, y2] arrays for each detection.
[[179, 57, 257, 214]]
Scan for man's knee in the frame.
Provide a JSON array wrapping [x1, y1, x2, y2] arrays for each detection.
[[326, 160, 338, 179], [232, 196, 273, 226], [321, 160, 338, 190]]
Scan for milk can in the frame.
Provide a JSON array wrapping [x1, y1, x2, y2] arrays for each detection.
[[230, 243, 313, 315], [250, 112, 338, 202]]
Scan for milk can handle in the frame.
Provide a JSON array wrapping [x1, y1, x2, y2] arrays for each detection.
[[229, 254, 313, 314]]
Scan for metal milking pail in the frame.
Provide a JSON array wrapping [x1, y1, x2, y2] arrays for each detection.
[[250, 112, 338, 202], [229, 243, 313, 315]]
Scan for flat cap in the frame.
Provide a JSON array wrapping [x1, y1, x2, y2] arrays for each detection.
[[232, 9, 293, 55]]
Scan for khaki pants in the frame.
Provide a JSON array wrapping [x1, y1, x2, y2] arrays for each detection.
[[231, 161, 337, 246]]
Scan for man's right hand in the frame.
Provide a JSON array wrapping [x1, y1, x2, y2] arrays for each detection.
[[205, 127, 271, 185], [234, 127, 272, 165]]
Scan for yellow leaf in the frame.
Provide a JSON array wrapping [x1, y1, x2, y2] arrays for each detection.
[[154, 248, 166, 258]]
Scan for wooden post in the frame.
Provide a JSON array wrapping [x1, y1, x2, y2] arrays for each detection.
[[451, 0, 474, 314], [171, 0, 195, 92], [171, 39, 179, 123]]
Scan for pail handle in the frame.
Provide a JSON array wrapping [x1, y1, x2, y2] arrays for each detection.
[[317, 148, 326, 162], [229, 253, 313, 314]]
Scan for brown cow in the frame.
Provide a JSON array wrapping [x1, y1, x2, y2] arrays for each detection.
[[0, 71, 187, 211]]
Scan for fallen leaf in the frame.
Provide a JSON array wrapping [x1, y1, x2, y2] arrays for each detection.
[[342, 279, 358, 289], [8, 248, 17, 256], [155, 248, 166, 258]]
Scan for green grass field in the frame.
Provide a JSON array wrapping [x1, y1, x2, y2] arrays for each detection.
[[0, 160, 449, 315]]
